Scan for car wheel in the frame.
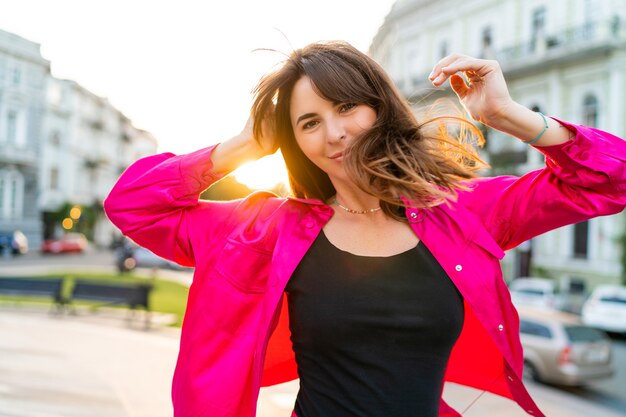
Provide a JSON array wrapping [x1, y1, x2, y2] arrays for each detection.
[[523, 360, 541, 382]]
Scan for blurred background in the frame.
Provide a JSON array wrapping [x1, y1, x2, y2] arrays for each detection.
[[1, 0, 625, 416]]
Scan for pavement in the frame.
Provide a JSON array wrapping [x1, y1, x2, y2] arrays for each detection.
[[1, 250, 625, 416], [1, 304, 625, 417]]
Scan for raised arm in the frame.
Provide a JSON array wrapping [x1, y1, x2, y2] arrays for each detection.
[[429, 54, 626, 249], [429, 54, 573, 147], [103, 114, 278, 266]]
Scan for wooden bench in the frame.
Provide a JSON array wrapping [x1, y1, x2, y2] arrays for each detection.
[[0, 277, 64, 309], [67, 280, 153, 327], [0, 277, 154, 327]]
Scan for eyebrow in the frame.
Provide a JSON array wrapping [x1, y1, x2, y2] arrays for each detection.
[[296, 113, 317, 126]]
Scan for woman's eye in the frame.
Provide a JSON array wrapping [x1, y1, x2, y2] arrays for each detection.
[[339, 103, 357, 113], [302, 120, 319, 130]]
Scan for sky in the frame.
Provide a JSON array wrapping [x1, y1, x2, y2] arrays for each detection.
[[0, 0, 395, 151], [0, 0, 396, 188]]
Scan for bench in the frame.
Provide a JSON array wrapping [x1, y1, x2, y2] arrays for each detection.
[[67, 280, 153, 327], [0, 277, 154, 327], [0, 277, 64, 309]]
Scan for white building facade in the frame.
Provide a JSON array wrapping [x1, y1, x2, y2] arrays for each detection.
[[0, 28, 158, 251], [41, 78, 157, 248], [371, 0, 626, 288], [0, 30, 49, 248]]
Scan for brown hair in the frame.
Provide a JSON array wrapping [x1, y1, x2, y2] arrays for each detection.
[[252, 41, 486, 219]]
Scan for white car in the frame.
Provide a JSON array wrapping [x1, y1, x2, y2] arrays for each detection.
[[509, 277, 587, 314], [581, 285, 626, 334], [509, 277, 559, 310]]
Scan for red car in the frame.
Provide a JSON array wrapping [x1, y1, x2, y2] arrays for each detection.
[[41, 233, 88, 254]]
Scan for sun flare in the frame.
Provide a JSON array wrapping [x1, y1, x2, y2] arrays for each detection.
[[233, 152, 289, 191]]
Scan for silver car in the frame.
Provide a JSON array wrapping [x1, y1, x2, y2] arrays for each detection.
[[518, 307, 614, 386]]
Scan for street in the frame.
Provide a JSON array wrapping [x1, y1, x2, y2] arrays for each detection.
[[1, 249, 625, 416]]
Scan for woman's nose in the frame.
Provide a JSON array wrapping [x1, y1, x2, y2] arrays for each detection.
[[326, 119, 346, 142]]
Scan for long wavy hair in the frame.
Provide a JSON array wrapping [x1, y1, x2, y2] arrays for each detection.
[[252, 41, 486, 219]]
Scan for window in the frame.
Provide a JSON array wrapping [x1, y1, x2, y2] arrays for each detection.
[[50, 131, 61, 146], [481, 26, 493, 57], [573, 220, 589, 258], [9, 177, 18, 218], [439, 40, 449, 60], [11, 65, 21, 85], [7, 111, 17, 143], [0, 170, 24, 220], [50, 167, 59, 191], [531, 6, 546, 52], [5, 110, 26, 147], [565, 325, 607, 342], [520, 320, 552, 338], [583, 94, 598, 127]]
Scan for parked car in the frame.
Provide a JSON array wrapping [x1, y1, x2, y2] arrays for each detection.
[[133, 247, 186, 270], [115, 240, 187, 272], [0, 230, 29, 255], [518, 307, 614, 386], [509, 277, 587, 314], [41, 233, 88, 254], [510, 278, 558, 310], [581, 285, 626, 334]]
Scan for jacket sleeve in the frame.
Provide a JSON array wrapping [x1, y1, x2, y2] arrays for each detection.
[[459, 119, 626, 251], [103, 144, 238, 267]]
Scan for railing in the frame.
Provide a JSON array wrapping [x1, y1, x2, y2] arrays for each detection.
[[0, 143, 37, 165], [497, 17, 624, 64]]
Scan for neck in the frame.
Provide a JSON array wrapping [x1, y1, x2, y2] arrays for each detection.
[[329, 184, 381, 215]]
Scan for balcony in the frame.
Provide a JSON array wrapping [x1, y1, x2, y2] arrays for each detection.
[[497, 18, 625, 74], [0, 143, 37, 166], [397, 18, 625, 99]]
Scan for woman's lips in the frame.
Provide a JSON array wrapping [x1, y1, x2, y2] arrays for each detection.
[[329, 152, 343, 160]]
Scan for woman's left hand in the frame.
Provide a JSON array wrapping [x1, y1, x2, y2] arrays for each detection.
[[429, 54, 515, 129]]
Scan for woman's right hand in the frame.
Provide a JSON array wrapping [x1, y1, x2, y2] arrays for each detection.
[[210, 112, 278, 176], [239, 113, 279, 158]]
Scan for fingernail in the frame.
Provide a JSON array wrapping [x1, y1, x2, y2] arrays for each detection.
[[428, 71, 434, 79]]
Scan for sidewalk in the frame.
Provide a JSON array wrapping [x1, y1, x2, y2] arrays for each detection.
[[1, 305, 623, 417]]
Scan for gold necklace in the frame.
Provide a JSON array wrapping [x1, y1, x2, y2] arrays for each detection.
[[332, 198, 381, 214]]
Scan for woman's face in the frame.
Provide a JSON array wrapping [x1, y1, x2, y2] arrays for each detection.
[[289, 76, 377, 184]]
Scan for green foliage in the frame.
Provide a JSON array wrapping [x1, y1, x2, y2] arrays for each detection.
[[48, 201, 104, 240]]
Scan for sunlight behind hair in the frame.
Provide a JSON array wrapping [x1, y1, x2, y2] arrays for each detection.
[[233, 152, 289, 190]]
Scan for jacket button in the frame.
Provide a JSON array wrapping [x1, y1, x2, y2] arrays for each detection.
[[498, 324, 504, 331], [507, 375, 514, 381], [305, 221, 314, 228], [455, 265, 462, 271], [410, 212, 417, 219]]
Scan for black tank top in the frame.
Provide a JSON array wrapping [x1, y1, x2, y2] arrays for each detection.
[[285, 231, 464, 417]]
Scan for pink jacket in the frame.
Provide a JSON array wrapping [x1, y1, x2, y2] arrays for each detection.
[[104, 119, 626, 417]]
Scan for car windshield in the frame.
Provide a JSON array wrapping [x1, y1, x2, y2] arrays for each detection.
[[516, 289, 546, 296], [599, 296, 626, 304], [565, 325, 607, 342]]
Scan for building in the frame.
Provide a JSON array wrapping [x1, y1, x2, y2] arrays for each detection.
[[0, 27, 158, 251], [0, 29, 49, 248], [41, 78, 157, 248], [370, 0, 626, 288]]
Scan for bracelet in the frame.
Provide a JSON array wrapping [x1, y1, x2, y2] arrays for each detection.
[[522, 112, 549, 145]]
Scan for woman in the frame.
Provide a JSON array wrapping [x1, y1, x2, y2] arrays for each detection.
[[104, 41, 626, 417]]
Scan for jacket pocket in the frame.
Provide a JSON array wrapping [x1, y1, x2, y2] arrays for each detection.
[[215, 238, 274, 293]]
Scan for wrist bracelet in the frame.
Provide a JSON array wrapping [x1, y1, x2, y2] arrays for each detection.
[[523, 112, 549, 145]]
